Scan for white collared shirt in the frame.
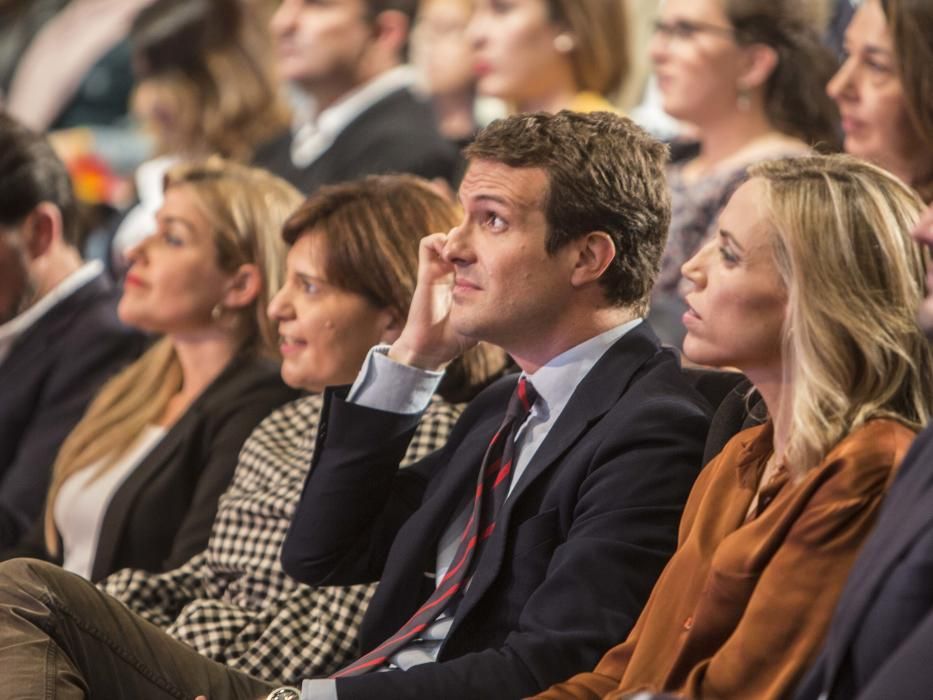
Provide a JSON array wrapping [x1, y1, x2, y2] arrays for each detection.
[[0, 260, 104, 366], [289, 65, 418, 169]]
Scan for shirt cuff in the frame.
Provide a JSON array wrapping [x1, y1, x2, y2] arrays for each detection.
[[300, 678, 338, 700], [346, 344, 444, 415]]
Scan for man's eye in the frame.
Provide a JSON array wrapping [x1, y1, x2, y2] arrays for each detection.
[[485, 213, 507, 230]]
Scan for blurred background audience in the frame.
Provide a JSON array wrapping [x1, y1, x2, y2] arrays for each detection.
[[466, 0, 630, 114], [252, 0, 460, 194], [410, 0, 478, 147], [828, 0, 933, 204], [646, 0, 840, 348], [2, 158, 301, 581], [105, 0, 289, 276]]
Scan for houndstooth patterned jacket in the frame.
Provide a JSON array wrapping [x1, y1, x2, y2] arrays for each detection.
[[100, 393, 461, 685]]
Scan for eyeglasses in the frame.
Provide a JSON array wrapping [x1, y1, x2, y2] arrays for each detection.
[[653, 19, 735, 41]]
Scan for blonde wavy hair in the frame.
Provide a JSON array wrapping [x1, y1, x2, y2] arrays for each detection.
[[751, 154, 933, 476], [44, 158, 302, 553]]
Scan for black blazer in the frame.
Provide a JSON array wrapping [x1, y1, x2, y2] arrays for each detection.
[[252, 86, 461, 194], [795, 425, 933, 700], [281, 323, 712, 699], [0, 273, 143, 549], [5, 354, 299, 581]]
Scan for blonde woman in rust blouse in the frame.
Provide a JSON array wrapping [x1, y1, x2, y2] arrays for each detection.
[[533, 154, 933, 700]]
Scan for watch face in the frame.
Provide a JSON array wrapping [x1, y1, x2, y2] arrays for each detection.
[[267, 688, 301, 700]]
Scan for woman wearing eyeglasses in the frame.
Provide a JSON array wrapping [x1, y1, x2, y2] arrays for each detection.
[[646, 0, 839, 348]]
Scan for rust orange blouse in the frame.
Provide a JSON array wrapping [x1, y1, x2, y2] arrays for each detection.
[[532, 419, 916, 700]]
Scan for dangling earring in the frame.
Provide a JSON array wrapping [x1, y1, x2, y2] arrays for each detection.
[[211, 303, 225, 323], [553, 33, 575, 54], [736, 85, 752, 112]]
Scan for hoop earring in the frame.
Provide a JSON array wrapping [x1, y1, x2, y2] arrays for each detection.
[[553, 33, 575, 54]]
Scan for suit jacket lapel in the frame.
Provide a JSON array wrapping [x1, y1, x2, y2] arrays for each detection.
[[91, 421, 187, 579], [90, 355, 248, 579]]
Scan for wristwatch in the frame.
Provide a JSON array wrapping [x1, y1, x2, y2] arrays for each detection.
[[266, 688, 301, 700]]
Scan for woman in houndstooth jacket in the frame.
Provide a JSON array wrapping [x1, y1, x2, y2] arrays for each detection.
[[0, 175, 507, 695]]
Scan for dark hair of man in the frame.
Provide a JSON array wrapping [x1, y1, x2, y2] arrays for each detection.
[[0, 113, 78, 246], [364, 0, 416, 22], [363, 0, 417, 57], [464, 110, 671, 313]]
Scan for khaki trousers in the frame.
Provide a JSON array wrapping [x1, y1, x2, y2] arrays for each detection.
[[0, 558, 275, 700]]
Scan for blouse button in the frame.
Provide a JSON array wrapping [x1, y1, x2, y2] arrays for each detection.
[[683, 616, 694, 631]]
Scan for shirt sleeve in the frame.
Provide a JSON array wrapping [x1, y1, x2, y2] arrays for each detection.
[[300, 678, 339, 700], [346, 345, 444, 415]]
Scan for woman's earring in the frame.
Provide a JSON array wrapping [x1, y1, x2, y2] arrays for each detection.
[[553, 33, 575, 54], [211, 303, 225, 323], [736, 85, 752, 112]]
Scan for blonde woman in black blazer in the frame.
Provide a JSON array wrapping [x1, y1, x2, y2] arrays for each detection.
[[1, 158, 301, 580]]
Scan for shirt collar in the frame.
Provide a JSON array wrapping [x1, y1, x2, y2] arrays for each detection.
[[289, 66, 417, 167], [0, 260, 104, 364], [317, 65, 416, 134], [523, 317, 644, 422]]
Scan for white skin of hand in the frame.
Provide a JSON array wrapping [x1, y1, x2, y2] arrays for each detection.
[[388, 231, 477, 370]]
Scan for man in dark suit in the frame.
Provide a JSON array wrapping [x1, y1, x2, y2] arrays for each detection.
[[0, 114, 142, 549], [253, 0, 459, 194], [794, 201, 933, 700], [272, 110, 712, 699]]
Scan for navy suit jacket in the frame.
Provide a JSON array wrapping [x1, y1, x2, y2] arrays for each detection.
[[795, 424, 933, 699], [252, 87, 461, 195], [0, 274, 143, 549], [281, 324, 712, 699]]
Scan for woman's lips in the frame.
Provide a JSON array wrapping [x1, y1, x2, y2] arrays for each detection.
[[124, 273, 145, 288], [473, 60, 493, 77]]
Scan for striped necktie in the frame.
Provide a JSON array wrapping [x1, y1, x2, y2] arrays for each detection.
[[333, 377, 538, 678]]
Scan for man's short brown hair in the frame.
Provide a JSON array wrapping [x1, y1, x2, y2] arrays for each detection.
[[464, 111, 670, 312]]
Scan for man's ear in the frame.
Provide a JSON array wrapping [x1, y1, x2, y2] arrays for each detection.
[[371, 9, 410, 58], [221, 263, 262, 310], [737, 42, 779, 92], [23, 202, 65, 260], [570, 231, 616, 288]]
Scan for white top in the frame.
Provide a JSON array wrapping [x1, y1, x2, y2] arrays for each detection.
[[55, 424, 166, 579], [0, 260, 104, 366]]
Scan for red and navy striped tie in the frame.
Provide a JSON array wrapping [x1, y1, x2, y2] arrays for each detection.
[[333, 376, 538, 677]]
